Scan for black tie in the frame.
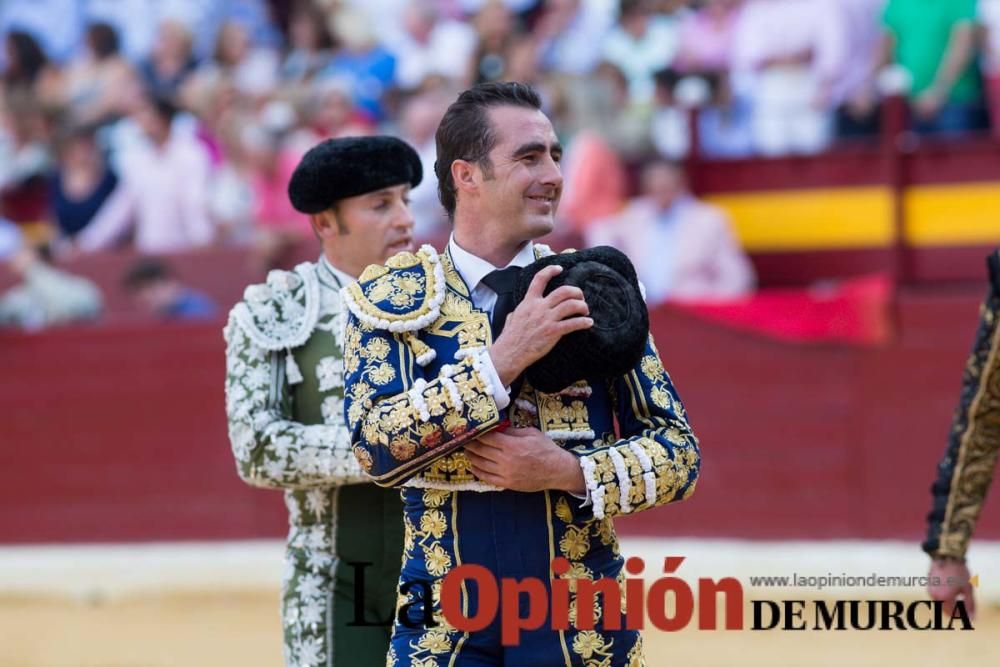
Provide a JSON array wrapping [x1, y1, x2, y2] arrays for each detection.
[[481, 266, 522, 339]]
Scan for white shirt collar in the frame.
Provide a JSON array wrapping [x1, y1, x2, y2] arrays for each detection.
[[447, 234, 536, 294]]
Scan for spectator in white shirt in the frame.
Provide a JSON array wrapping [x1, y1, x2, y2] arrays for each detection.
[[383, 2, 477, 91], [77, 94, 214, 253], [731, 0, 848, 156], [534, 0, 613, 76], [398, 88, 451, 239], [602, 0, 685, 103]]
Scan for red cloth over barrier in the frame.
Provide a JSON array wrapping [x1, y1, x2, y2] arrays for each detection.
[[672, 273, 893, 345]]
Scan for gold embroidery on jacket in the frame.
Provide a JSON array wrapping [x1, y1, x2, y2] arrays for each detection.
[[537, 393, 592, 434], [940, 317, 1000, 557]]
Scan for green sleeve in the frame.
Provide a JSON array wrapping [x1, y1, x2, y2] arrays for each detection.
[[224, 313, 368, 490]]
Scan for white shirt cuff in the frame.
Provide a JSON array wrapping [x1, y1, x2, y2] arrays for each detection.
[[570, 462, 592, 506], [479, 349, 511, 410]]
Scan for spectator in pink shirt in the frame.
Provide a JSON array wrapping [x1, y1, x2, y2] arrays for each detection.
[[245, 128, 304, 236], [240, 121, 312, 271], [586, 160, 755, 303], [76, 94, 215, 253], [674, 0, 743, 75], [284, 79, 373, 157]]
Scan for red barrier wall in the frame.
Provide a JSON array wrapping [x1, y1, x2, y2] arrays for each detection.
[[2, 290, 998, 545]]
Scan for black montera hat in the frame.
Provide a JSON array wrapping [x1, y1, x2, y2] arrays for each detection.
[[287, 136, 423, 214], [514, 246, 649, 393]]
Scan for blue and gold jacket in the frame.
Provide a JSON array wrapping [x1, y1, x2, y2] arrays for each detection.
[[342, 243, 700, 522]]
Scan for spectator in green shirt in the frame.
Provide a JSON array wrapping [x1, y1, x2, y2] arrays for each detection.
[[882, 0, 983, 134]]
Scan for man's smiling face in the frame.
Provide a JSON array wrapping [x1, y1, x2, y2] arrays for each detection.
[[474, 105, 564, 246]]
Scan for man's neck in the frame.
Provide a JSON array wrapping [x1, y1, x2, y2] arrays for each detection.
[[149, 133, 172, 152], [656, 194, 688, 217], [322, 250, 361, 280]]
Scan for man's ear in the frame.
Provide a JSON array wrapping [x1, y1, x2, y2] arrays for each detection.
[[309, 208, 346, 239], [451, 159, 479, 198]]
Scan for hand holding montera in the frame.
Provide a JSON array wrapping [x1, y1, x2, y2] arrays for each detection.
[[489, 264, 593, 387]]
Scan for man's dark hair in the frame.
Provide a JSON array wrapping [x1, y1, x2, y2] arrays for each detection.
[[123, 258, 171, 291], [653, 67, 682, 93], [53, 121, 99, 155], [434, 81, 542, 219], [4, 31, 48, 85], [619, 0, 647, 19], [148, 93, 179, 123], [86, 22, 120, 60]]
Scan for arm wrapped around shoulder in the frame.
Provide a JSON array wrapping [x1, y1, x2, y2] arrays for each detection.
[[343, 315, 504, 487]]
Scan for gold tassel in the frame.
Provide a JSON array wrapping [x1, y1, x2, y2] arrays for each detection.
[[402, 332, 436, 366]]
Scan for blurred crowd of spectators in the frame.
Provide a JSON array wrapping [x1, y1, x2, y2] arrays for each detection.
[[0, 0, 996, 322]]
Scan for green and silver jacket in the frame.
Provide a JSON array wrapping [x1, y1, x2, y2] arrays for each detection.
[[224, 257, 403, 667]]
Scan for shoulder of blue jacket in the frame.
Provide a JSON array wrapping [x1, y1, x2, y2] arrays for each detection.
[[341, 244, 446, 333]]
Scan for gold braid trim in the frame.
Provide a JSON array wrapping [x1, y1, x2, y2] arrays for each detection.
[[939, 315, 1000, 558]]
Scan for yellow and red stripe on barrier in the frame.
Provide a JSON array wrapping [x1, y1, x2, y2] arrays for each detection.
[[706, 183, 1000, 252]]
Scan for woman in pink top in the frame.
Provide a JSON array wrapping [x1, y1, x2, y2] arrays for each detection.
[[674, 0, 744, 74], [244, 128, 312, 270]]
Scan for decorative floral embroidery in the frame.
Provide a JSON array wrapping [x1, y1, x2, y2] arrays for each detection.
[[572, 335, 699, 520], [537, 393, 595, 440], [559, 525, 591, 560], [231, 264, 320, 353], [572, 631, 614, 662], [422, 489, 449, 508], [389, 437, 416, 462], [224, 277, 365, 491], [346, 381, 376, 429], [423, 542, 452, 577], [316, 356, 344, 392], [321, 396, 344, 425], [368, 362, 397, 386], [626, 630, 644, 666], [347, 340, 501, 487], [354, 446, 373, 473], [415, 628, 452, 654], [555, 496, 574, 523], [419, 509, 448, 539]]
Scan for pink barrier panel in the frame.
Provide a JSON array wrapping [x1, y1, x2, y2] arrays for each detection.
[[1, 291, 998, 544], [1, 320, 285, 543]]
